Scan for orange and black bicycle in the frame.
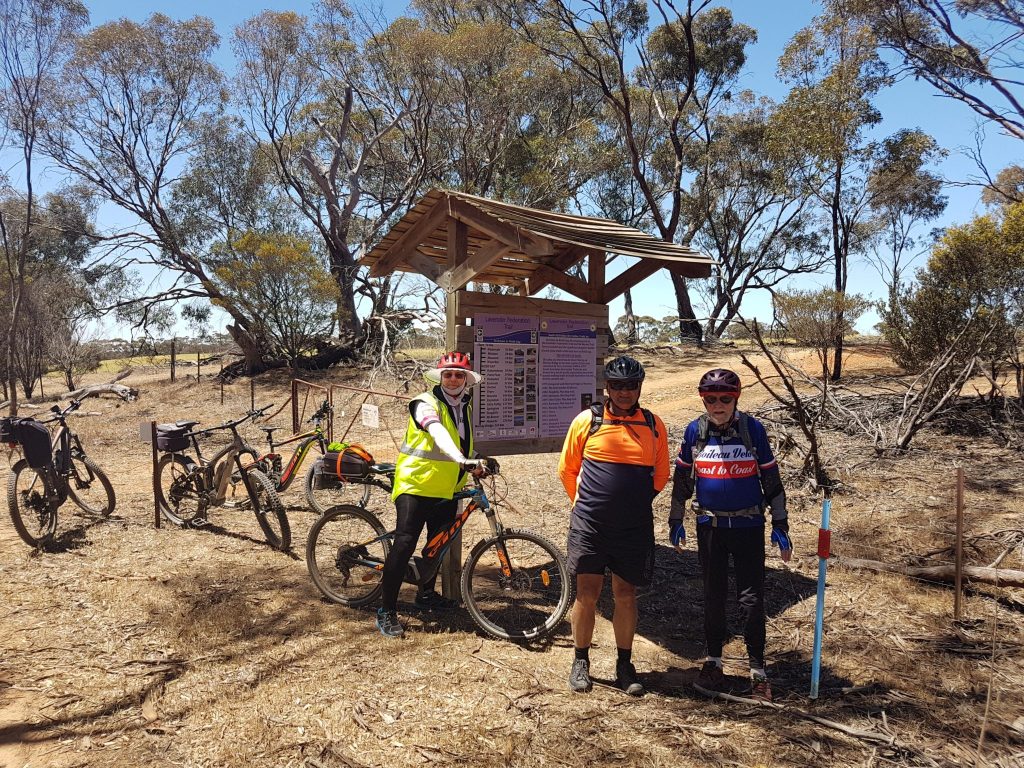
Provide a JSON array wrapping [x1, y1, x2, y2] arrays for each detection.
[[305, 458, 573, 643]]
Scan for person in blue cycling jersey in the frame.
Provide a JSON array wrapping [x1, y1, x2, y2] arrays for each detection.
[[669, 368, 791, 701]]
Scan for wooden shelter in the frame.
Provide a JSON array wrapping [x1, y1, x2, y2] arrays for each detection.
[[363, 188, 714, 458], [363, 188, 713, 301]]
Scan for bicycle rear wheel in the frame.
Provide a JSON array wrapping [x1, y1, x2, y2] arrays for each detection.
[[461, 528, 573, 643], [155, 453, 205, 526], [66, 455, 115, 517], [303, 462, 371, 514], [306, 504, 390, 607], [7, 458, 57, 547], [246, 468, 291, 551]]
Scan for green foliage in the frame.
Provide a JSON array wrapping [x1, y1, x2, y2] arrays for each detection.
[[774, 288, 871, 376], [213, 231, 341, 364], [881, 202, 1024, 375]]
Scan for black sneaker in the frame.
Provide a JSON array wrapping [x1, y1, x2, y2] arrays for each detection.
[[696, 660, 726, 691], [375, 608, 405, 639], [615, 661, 644, 697], [569, 658, 592, 693], [414, 590, 457, 612]]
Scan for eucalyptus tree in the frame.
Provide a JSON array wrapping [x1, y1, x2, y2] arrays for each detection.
[[233, 1, 436, 348], [407, 0, 604, 209], [778, 2, 893, 379], [507, 1, 756, 343], [686, 98, 828, 339], [853, 0, 1024, 142], [39, 15, 278, 369], [0, 0, 87, 412]]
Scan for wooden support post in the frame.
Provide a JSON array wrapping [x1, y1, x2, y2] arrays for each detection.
[[196, 350, 201, 382], [220, 363, 224, 405], [954, 467, 964, 620], [141, 420, 160, 529], [170, 338, 176, 382], [441, 272, 464, 600]]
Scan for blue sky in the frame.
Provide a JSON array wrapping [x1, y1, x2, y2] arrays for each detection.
[[63, 1, 1024, 334]]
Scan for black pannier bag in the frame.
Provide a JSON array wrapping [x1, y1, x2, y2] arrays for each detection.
[[155, 424, 191, 452], [323, 444, 374, 481], [13, 418, 53, 469]]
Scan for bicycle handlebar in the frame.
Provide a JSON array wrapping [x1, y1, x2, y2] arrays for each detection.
[[189, 404, 274, 437]]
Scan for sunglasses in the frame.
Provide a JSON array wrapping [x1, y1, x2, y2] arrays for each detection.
[[441, 370, 467, 379], [702, 395, 735, 405], [607, 380, 640, 391]]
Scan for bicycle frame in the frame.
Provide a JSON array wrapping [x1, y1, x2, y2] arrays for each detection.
[[349, 481, 511, 589], [249, 428, 325, 492], [184, 423, 262, 507]]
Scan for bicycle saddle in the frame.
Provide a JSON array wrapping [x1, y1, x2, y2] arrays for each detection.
[[260, 426, 281, 437], [372, 462, 396, 474], [159, 420, 199, 430]]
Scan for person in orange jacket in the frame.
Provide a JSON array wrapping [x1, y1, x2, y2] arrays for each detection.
[[557, 355, 669, 696]]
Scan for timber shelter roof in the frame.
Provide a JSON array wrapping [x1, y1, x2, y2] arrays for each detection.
[[362, 188, 712, 304]]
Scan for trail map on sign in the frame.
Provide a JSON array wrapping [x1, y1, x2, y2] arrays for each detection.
[[473, 313, 596, 441], [538, 318, 597, 438]]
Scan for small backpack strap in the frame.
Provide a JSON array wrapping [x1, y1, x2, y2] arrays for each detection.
[[691, 413, 710, 481], [737, 412, 760, 477], [587, 401, 604, 436]]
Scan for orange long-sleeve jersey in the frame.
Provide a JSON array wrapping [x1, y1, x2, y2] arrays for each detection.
[[558, 404, 670, 528]]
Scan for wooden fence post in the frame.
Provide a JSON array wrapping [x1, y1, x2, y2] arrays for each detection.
[[170, 338, 176, 382]]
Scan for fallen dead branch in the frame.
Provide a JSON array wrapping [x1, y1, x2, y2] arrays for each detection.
[[837, 557, 1024, 589]]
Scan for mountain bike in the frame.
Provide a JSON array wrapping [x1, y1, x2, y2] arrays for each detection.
[[239, 399, 336, 512], [153, 405, 291, 550], [305, 458, 573, 643], [4, 399, 116, 548]]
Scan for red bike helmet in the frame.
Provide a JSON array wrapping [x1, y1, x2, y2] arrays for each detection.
[[698, 368, 741, 396], [438, 351, 473, 372], [428, 351, 482, 385]]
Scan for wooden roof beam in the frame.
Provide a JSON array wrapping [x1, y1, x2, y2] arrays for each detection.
[[522, 246, 588, 296], [602, 258, 664, 303], [368, 198, 449, 277], [527, 265, 595, 302], [448, 198, 554, 257], [439, 241, 513, 292]]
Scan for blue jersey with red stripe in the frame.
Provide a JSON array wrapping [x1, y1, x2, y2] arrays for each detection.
[[674, 413, 777, 519]]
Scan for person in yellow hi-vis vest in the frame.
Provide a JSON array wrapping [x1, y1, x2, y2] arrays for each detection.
[[376, 351, 486, 639]]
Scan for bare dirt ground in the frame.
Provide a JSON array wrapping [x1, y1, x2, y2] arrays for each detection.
[[0, 345, 1022, 768]]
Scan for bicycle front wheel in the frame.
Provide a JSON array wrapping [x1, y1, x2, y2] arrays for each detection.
[[7, 458, 57, 547], [67, 455, 116, 517], [306, 504, 389, 607], [462, 528, 573, 643], [246, 468, 291, 551]]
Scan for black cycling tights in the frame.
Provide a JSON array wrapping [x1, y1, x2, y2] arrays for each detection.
[[380, 493, 457, 612]]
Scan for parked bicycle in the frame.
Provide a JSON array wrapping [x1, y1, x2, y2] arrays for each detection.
[[153, 405, 291, 550], [4, 399, 116, 548], [305, 458, 573, 643], [239, 399, 337, 512]]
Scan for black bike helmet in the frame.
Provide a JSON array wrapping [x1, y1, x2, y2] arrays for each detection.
[[604, 355, 645, 383], [698, 368, 741, 395]]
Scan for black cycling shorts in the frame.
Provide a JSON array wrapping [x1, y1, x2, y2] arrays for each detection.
[[567, 524, 655, 587]]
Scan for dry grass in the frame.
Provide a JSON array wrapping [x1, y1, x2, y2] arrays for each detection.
[[0, 349, 1022, 768]]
